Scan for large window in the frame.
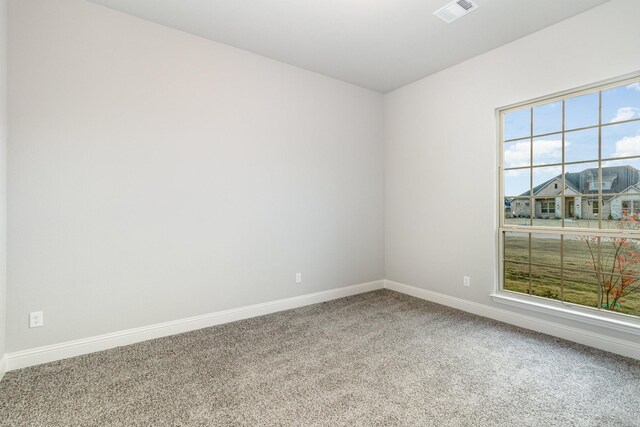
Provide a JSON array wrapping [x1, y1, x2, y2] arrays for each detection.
[[500, 76, 640, 318]]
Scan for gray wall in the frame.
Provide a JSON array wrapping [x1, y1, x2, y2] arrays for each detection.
[[0, 0, 6, 365], [7, 0, 638, 358], [384, 0, 640, 342], [7, 0, 384, 352]]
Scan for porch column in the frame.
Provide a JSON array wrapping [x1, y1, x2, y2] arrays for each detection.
[[610, 198, 622, 219]]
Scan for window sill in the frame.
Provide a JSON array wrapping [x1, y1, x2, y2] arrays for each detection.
[[490, 292, 640, 336]]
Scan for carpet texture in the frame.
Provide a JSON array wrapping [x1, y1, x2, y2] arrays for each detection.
[[1, 289, 639, 426]]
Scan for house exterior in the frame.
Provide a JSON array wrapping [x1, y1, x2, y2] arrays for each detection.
[[509, 166, 640, 220]]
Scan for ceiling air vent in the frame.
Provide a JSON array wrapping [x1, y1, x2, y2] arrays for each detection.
[[434, 0, 479, 23]]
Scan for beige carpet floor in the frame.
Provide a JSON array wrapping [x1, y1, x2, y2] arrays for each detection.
[[1, 289, 639, 426]]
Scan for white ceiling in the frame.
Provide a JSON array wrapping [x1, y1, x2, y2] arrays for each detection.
[[85, 0, 610, 93]]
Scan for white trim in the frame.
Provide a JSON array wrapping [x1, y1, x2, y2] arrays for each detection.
[[7, 278, 638, 373], [385, 280, 640, 360], [499, 71, 640, 114], [490, 292, 640, 335], [0, 354, 6, 382], [6, 280, 384, 371]]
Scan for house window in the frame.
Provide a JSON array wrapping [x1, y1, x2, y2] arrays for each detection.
[[500, 75, 640, 319], [590, 180, 614, 191], [622, 200, 640, 215], [541, 201, 555, 214]]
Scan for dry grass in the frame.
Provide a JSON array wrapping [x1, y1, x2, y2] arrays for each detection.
[[504, 234, 640, 316]]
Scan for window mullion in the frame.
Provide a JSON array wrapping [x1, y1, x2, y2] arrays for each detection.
[[529, 107, 534, 226], [561, 99, 565, 300], [597, 90, 603, 309]]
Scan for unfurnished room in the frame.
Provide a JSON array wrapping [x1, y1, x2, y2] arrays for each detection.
[[0, 0, 639, 425]]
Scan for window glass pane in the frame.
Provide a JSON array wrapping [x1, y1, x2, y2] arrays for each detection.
[[622, 199, 640, 217], [563, 235, 598, 272], [504, 197, 531, 225], [579, 195, 600, 221], [600, 236, 640, 277], [504, 232, 529, 263], [607, 275, 640, 316], [562, 162, 600, 228], [504, 261, 529, 294], [504, 108, 531, 141], [564, 162, 598, 193], [565, 128, 598, 163], [563, 272, 599, 309], [604, 195, 640, 230], [608, 207, 640, 228], [602, 120, 640, 160], [533, 101, 562, 136], [601, 158, 640, 191], [565, 92, 599, 130], [532, 165, 562, 195], [503, 140, 530, 168], [533, 197, 561, 226], [601, 158, 640, 228], [504, 169, 530, 197], [560, 196, 596, 229], [602, 82, 640, 124], [530, 233, 560, 267], [567, 236, 640, 315], [561, 196, 599, 229], [532, 134, 562, 166], [531, 267, 562, 301], [598, 274, 640, 316]]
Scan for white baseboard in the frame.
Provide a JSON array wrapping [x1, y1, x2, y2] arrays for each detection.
[[385, 280, 640, 360], [6, 280, 384, 371], [7, 277, 637, 374], [0, 354, 6, 381]]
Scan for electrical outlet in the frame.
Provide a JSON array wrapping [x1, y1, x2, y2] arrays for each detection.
[[463, 276, 471, 287], [30, 311, 44, 328], [295, 273, 302, 284]]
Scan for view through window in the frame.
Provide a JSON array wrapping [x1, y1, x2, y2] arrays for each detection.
[[500, 77, 640, 318]]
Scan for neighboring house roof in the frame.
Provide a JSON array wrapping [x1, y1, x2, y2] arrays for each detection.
[[519, 166, 640, 197], [563, 180, 581, 195], [610, 184, 640, 198]]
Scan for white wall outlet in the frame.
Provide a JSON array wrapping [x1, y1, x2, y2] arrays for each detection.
[[295, 273, 302, 284], [30, 311, 44, 328], [463, 276, 471, 287]]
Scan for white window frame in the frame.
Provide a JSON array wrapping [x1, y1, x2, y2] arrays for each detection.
[[494, 72, 640, 335]]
